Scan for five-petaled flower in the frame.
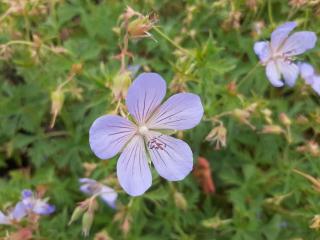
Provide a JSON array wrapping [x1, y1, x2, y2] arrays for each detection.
[[0, 189, 55, 225], [299, 62, 320, 95], [79, 178, 118, 208], [254, 21, 317, 87], [89, 73, 204, 196]]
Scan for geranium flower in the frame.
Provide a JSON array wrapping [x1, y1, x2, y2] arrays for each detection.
[[299, 62, 320, 95], [254, 21, 317, 87], [89, 73, 204, 196], [0, 189, 55, 225], [79, 178, 118, 208]]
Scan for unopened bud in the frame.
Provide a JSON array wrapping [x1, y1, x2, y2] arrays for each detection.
[[69, 205, 85, 225], [261, 125, 284, 134], [261, 108, 273, 124], [50, 89, 64, 128], [82, 211, 94, 237], [310, 215, 320, 230], [111, 71, 132, 101], [174, 191, 187, 210], [128, 18, 154, 38], [296, 115, 309, 125], [279, 113, 291, 126], [71, 63, 83, 75], [233, 109, 250, 122]]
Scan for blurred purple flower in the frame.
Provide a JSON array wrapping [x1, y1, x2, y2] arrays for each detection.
[[0, 189, 55, 225], [89, 73, 204, 196], [299, 62, 320, 95], [79, 178, 118, 208], [254, 21, 317, 87], [20, 189, 55, 216]]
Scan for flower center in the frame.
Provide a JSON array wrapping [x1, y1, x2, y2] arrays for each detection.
[[138, 125, 149, 135]]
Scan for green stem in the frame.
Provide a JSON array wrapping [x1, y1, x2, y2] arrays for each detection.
[[153, 26, 191, 56], [5, 40, 72, 55], [268, 0, 275, 26], [237, 63, 259, 87]]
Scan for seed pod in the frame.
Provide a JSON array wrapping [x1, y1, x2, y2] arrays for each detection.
[[82, 211, 94, 237], [174, 191, 187, 210], [68, 206, 85, 225], [50, 89, 64, 128]]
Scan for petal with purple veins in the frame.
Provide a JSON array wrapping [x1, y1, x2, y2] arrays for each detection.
[[271, 21, 297, 51], [126, 73, 167, 124], [117, 135, 152, 196], [281, 31, 317, 56], [146, 132, 193, 181], [147, 93, 203, 130], [266, 61, 284, 87], [89, 115, 136, 160]]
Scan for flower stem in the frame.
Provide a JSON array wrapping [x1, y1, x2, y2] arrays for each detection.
[[153, 26, 191, 56]]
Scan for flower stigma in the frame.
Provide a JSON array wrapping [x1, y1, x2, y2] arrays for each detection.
[[138, 125, 149, 135]]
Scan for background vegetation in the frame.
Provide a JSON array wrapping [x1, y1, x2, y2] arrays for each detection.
[[0, 0, 320, 239]]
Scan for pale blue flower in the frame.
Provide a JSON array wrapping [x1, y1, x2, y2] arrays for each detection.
[[254, 22, 317, 87], [79, 178, 118, 209], [89, 73, 204, 196], [0, 189, 55, 225]]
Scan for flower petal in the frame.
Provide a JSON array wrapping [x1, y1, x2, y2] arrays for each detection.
[[281, 31, 317, 56], [253, 41, 271, 62], [21, 189, 33, 199], [147, 93, 204, 130], [0, 211, 10, 225], [271, 21, 297, 51], [79, 180, 99, 195], [32, 200, 55, 215], [126, 73, 166, 124], [117, 135, 152, 196], [278, 61, 299, 87], [266, 61, 284, 87], [11, 202, 27, 221], [299, 62, 315, 81], [89, 115, 136, 160], [100, 186, 118, 209], [146, 132, 193, 181], [311, 77, 320, 95]]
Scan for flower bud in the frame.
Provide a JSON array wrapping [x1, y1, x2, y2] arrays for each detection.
[[82, 211, 94, 237], [69, 205, 85, 225], [296, 115, 309, 125], [127, 18, 154, 38], [110, 71, 132, 101], [50, 89, 64, 128], [279, 113, 291, 126], [261, 125, 284, 134], [310, 215, 320, 230], [174, 191, 187, 210], [261, 108, 273, 124], [71, 63, 83, 75]]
